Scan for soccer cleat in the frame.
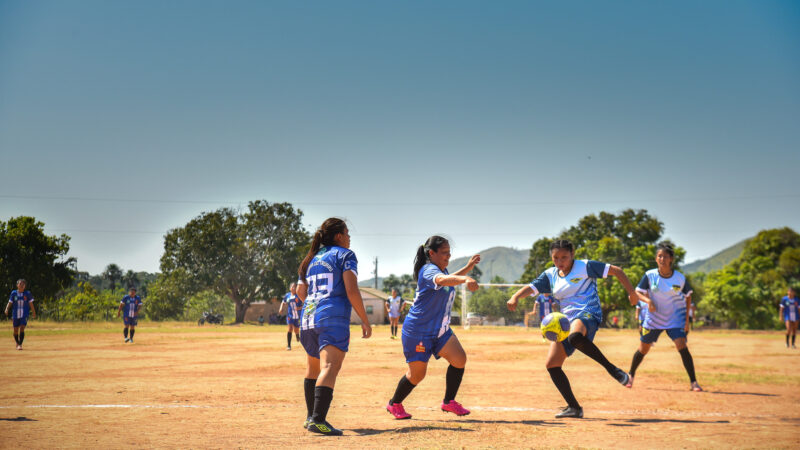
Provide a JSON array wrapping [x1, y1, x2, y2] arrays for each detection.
[[625, 376, 634, 389], [555, 405, 583, 418], [128, 338, 133, 344], [124, 338, 130, 343], [441, 400, 470, 416], [307, 420, 343, 436], [15, 345, 21, 351], [690, 381, 703, 392], [303, 416, 312, 428], [286, 346, 292, 351], [614, 368, 630, 387], [390, 335, 396, 340], [386, 402, 412, 419]]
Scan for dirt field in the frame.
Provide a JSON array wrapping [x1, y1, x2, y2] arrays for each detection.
[[1, 322, 799, 448]]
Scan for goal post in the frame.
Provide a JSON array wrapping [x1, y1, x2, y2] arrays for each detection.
[[461, 283, 528, 330]]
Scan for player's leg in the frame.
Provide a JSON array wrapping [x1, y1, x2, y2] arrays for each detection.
[[129, 325, 135, 342], [13, 324, 20, 348], [123, 316, 129, 342], [628, 339, 653, 387], [567, 318, 629, 385], [293, 325, 300, 343], [437, 333, 469, 415], [304, 354, 321, 427], [786, 320, 791, 347], [671, 335, 701, 391], [286, 322, 294, 350], [18, 324, 26, 348], [546, 341, 582, 417], [308, 344, 346, 435], [387, 335, 430, 419], [791, 321, 798, 348]]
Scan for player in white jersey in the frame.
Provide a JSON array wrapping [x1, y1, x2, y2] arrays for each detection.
[[627, 242, 702, 391], [385, 288, 405, 339], [279, 283, 302, 350]]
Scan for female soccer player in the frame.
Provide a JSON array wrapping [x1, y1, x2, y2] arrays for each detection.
[[635, 299, 648, 335], [627, 242, 702, 391], [6, 279, 35, 350], [779, 287, 799, 349], [386, 288, 405, 339], [534, 293, 559, 326], [507, 239, 638, 419], [279, 283, 301, 350], [117, 287, 142, 343], [296, 218, 372, 436], [385, 236, 480, 420]]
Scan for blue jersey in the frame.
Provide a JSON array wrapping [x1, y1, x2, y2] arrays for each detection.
[[637, 300, 648, 322], [536, 294, 558, 319], [8, 290, 34, 320], [403, 264, 456, 338], [781, 296, 800, 322], [636, 269, 692, 330], [282, 292, 302, 320], [120, 295, 143, 318], [300, 246, 358, 329], [528, 260, 608, 323]]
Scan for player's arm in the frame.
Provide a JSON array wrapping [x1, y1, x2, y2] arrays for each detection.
[[779, 302, 785, 319], [343, 271, 372, 339], [532, 301, 539, 316], [606, 265, 638, 306], [434, 274, 479, 292], [278, 300, 286, 315], [507, 285, 534, 312], [29, 300, 36, 319], [451, 254, 481, 276], [117, 301, 124, 317], [296, 282, 307, 302], [684, 294, 692, 333], [4, 300, 10, 316]]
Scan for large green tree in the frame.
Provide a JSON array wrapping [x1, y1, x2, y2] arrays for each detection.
[[102, 264, 123, 292], [0, 216, 75, 312], [159, 201, 310, 323]]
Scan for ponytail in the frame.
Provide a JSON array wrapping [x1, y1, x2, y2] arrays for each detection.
[[299, 218, 348, 283], [413, 235, 449, 280]]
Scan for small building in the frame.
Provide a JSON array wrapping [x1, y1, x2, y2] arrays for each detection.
[[243, 298, 281, 322]]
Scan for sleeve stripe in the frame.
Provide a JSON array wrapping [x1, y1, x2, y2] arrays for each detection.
[[602, 264, 610, 279], [635, 287, 648, 293], [528, 284, 540, 296]]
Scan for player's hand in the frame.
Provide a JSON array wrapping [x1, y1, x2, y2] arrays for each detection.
[[361, 322, 372, 339], [628, 292, 639, 306], [507, 297, 518, 312], [648, 301, 657, 313], [468, 254, 481, 267], [465, 277, 479, 292], [684, 324, 690, 334]]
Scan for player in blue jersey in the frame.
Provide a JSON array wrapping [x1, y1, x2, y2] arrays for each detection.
[[279, 283, 302, 350], [635, 300, 648, 335], [6, 279, 36, 350], [534, 294, 559, 326], [779, 287, 799, 349], [386, 235, 480, 420], [627, 242, 702, 391], [386, 288, 405, 339], [507, 239, 639, 419], [296, 218, 372, 436], [117, 287, 143, 343]]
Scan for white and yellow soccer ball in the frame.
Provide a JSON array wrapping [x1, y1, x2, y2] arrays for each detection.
[[540, 312, 571, 342]]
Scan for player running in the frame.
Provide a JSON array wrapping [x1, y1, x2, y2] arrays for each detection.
[[279, 283, 302, 350], [534, 294, 559, 326], [117, 287, 142, 343], [507, 239, 638, 419], [296, 218, 372, 436], [386, 288, 405, 339], [635, 300, 647, 335], [627, 242, 702, 392], [386, 236, 480, 420], [779, 287, 799, 349], [6, 279, 36, 350]]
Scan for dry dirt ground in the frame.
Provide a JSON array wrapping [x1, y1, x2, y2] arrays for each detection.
[[1, 322, 799, 448]]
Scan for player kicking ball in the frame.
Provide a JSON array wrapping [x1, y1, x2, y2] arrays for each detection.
[[118, 287, 143, 343], [6, 279, 36, 350]]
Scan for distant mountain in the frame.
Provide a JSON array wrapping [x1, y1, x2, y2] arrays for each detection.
[[358, 277, 384, 289], [683, 239, 749, 274], [447, 246, 529, 283]]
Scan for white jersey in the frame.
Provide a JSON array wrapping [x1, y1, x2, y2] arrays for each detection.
[[387, 295, 404, 317]]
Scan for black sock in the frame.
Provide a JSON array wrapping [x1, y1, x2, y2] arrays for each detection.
[[311, 386, 334, 423], [129, 329, 135, 339], [19, 331, 24, 344], [568, 332, 618, 375], [678, 347, 697, 382], [304, 378, 316, 418], [287, 332, 292, 347], [444, 365, 465, 404], [124, 328, 129, 338], [547, 367, 580, 408], [390, 375, 417, 405], [793, 334, 796, 346], [787, 334, 790, 346], [629, 350, 645, 377], [295, 333, 300, 342], [390, 325, 394, 336], [13, 334, 19, 345]]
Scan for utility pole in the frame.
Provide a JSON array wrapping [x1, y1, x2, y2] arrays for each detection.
[[373, 257, 379, 289]]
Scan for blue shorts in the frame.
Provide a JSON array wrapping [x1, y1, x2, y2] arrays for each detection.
[[641, 327, 686, 344], [562, 315, 599, 357], [12, 317, 28, 327], [784, 313, 798, 323], [300, 326, 350, 358], [402, 327, 454, 363], [286, 317, 300, 327], [123, 316, 138, 327]]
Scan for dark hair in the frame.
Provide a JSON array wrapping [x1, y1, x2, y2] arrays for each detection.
[[413, 235, 449, 280], [298, 218, 348, 283], [656, 241, 675, 259], [549, 239, 574, 253], [16, 279, 26, 285]]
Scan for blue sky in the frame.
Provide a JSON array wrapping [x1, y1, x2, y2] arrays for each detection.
[[1, 1, 798, 278]]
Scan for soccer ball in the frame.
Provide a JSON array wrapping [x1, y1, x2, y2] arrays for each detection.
[[540, 312, 570, 342]]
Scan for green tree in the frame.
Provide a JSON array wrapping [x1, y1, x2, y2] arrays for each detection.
[[382, 274, 402, 293], [103, 264, 123, 292], [0, 216, 75, 315], [145, 269, 190, 321], [160, 201, 310, 323], [122, 270, 140, 290]]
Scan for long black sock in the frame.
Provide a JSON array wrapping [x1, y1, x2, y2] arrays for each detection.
[[444, 365, 465, 403], [287, 332, 292, 347], [787, 334, 790, 346], [568, 332, 618, 375], [547, 367, 580, 408], [129, 329, 135, 340], [793, 334, 796, 346], [678, 347, 697, 382], [304, 378, 316, 419], [629, 350, 645, 377], [311, 386, 334, 423], [390, 375, 417, 405], [295, 333, 300, 342], [19, 331, 24, 344], [391, 325, 395, 336], [124, 328, 129, 338], [13, 334, 19, 345]]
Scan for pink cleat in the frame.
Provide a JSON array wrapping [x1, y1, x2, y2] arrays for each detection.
[[441, 400, 470, 416], [690, 381, 703, 392], [386, 402, 412, 419]]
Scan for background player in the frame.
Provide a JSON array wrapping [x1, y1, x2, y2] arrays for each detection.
[[296, 218, 372, 436], [386, 288, 405, 339], [779, 287, 799, 349], [386, 236, 479, 420], [507, 239, 638, 419], [635, 299, 647, 335], [279, 283, 301, 350], [6, 279, 35, 350], [627, 242, 702, 391], [533, 293, 559, 326], [117, 287, 142, 343]]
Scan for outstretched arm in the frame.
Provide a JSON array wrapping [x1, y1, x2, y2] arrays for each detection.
[[434, 274, 478, 291], [507, 285, 534, 312], [451, 255, 481, 276], [607, 265, 638, 306]]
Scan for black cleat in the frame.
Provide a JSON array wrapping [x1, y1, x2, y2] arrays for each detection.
[[614, 368, 630, 386], [555, 406, 583, 418], [307, 420, 343, 436]]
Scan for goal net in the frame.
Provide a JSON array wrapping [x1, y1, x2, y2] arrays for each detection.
[[458, 283, 531, 330]]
